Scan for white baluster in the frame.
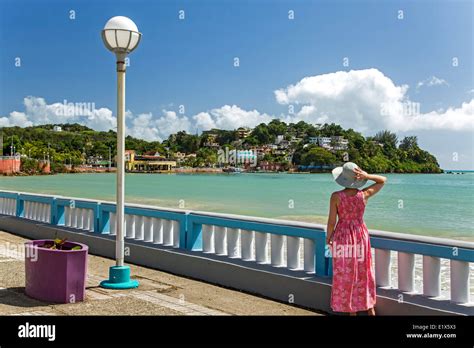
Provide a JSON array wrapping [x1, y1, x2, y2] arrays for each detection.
[[214, 226, 227, 255], [152, 218, 163, 244], [65, 206, 71, 226], [88, 209, 94, 231], [38, 203, 44, 222], [71, 207, 77, 227], [162, 219, 173, 246], [31, 202, 38, 221], [422, 255, 441, 297], [40, 203, 46, 222], [38, 203, 44, 221], [398, 252, 415, 292], [287, 236, 301, 270], [255, 232, 268, 263], [227, 228, 240, 258], [202, 225, 215, 253], [45, 205, 51, 223], [0, 198, 4, 214], [450, 260, 470, 303], [83, 209, 91, 231], [109, 212, 117, 235], [39, 203, 45, 222], [135, 215, 144, 240], [125, 214, 135, 238], [271, 235, 284, 267], [241, 230, 254, 261], [143, 216, 153, 242], [172, 221, 180, 248], [375, 249, 391, 287], [7, 198, 12, 215], [77, 208, 84, 229], [304, 239, 315, 273], [37, 202, 43, 221], [29, 201, 34, 219]]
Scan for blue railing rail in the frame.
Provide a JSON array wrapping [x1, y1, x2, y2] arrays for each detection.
[[55, 197, 101, 232], [370, 230, 474, 263], [17, 193, 56, 223], [187, 211, 328, 276], [0, 190, 472, 303], [98, 202, 188, 247]]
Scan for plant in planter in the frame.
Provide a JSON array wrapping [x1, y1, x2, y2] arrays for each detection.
[[24, 237, 88, 304]]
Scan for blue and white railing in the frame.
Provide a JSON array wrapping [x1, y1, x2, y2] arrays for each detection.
[[0, 190, 472, 306]]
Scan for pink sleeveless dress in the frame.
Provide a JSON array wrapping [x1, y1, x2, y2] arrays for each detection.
[[330, 190, 376, 313]]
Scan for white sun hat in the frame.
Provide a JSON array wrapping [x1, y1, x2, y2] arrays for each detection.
[[332, 162, 368, 189]]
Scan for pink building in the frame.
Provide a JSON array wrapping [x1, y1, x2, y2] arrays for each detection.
[[0, 156, 21, 174]]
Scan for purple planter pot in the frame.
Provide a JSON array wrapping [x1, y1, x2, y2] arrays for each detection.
[[24, 240, 88, 304]]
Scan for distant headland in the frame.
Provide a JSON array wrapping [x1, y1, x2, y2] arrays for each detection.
[[0, 121, 442, 175]]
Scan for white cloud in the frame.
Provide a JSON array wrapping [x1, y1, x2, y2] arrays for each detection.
[[2, 69, 473, 144], [0, 96, 116, 131], [192, 105, 272, 131], [127, 110, 192, 142], [275, 69, 473, 132], [417, 76, 449, 89]]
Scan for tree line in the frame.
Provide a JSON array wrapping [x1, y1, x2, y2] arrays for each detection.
[[0, 121, 442, 173]]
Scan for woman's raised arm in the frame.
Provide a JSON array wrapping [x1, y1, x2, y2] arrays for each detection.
[[354, 167, 387, 199]]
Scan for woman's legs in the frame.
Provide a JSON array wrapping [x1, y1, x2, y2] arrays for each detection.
[[368, 307, 376, 316]]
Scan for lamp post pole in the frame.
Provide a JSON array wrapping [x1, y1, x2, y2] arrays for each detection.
[[100, 16, 141, 290], [116, 54, 126, 267]]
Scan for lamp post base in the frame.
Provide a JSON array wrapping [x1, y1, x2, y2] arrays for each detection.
[[100, 266, 139, 289]]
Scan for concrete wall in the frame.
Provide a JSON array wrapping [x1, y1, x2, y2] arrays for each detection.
[[0, 215, 471, 316]]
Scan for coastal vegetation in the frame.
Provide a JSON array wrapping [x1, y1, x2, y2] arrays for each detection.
[[1, 120, 442, 174]]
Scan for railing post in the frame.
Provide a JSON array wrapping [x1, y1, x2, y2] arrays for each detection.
[[179, 215, 187, 249], [16, 194, 24, 218], [99, 205, 111, 234], [186, 215, 202, 251], [56, 201, 66, 226], [50, 197, 56, 224], [93, 202, 101, 233], [315, 232, 328, 276]]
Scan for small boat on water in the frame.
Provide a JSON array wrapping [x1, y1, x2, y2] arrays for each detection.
[[222, 167, 242, 173]]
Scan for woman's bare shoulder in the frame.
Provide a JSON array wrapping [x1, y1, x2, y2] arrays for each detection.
[[330, 191, 342, 201]]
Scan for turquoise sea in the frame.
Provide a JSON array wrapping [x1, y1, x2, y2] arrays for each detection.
[[0, 172, 473, 241]]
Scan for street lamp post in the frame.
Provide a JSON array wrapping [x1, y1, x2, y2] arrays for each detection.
[[100, 16, 141, 289]]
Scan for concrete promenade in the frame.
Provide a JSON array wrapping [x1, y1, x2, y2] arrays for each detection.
[[0, 231, 322, 316]]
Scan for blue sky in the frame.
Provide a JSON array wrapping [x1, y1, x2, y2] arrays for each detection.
[[0, 0, 473, 169]]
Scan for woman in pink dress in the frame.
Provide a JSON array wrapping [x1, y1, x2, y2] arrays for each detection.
[[326, 162, 387, 316]]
